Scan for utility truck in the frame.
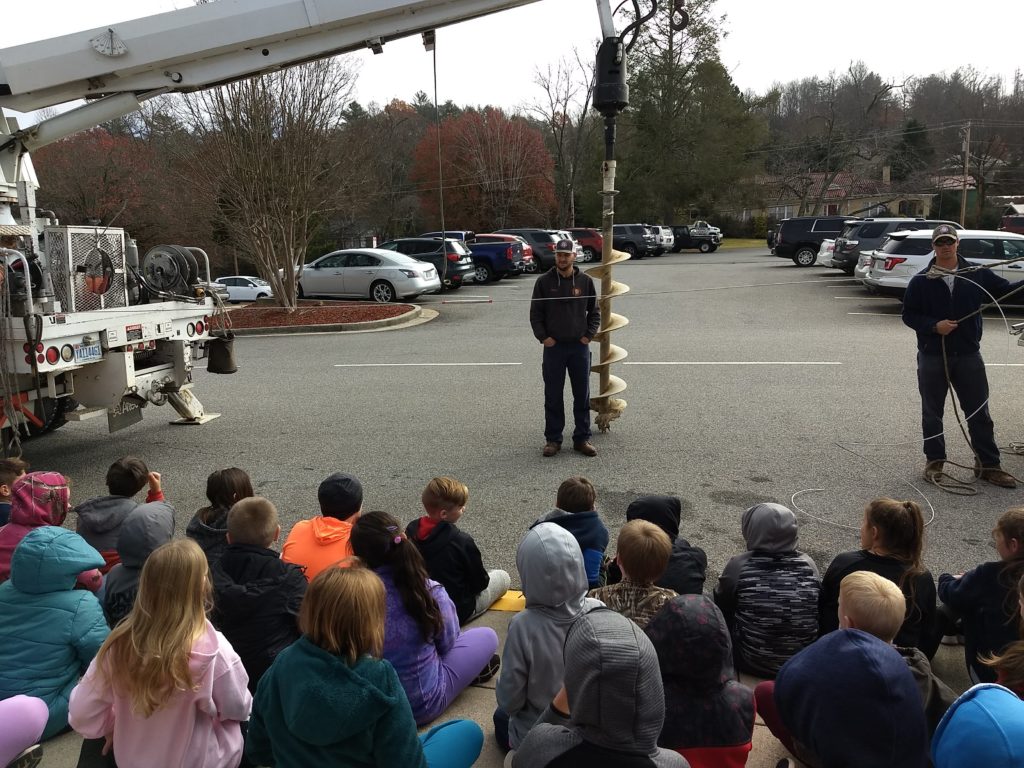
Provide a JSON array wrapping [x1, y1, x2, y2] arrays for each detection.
[[0, 0, 566, 448]]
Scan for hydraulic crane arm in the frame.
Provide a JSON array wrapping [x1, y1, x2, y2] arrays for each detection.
[[0, 0, 542, 113]]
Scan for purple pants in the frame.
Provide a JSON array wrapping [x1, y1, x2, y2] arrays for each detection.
[[0, 695, 48, 764], [419, 627, 498, 726]]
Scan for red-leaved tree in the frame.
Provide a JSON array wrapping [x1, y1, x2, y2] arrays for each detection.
[[411, 107, 556, 231]]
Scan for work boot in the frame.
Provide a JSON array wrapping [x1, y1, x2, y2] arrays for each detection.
[[573, 441, 597, 457], [923, 460, 944, 483], [542, 442, 560, 457], [978, 466, 1017, 489]]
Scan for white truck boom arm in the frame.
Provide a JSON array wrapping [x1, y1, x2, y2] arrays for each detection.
[[0, 0, 542, 114]]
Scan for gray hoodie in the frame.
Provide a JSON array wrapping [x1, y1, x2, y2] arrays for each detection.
[[511, 609, 687, 767], [74, 495, 140, 553], [102, 501, 175, 626], [496, 523, 603, 748]]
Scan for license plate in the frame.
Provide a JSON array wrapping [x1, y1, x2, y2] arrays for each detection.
[[74, 342, 102, 363], [425, 269, 435, 278]]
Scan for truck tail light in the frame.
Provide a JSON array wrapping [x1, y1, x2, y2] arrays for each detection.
[[506, 246, 514, 260], [45, 347, 59, 365], [22, 343, 30, 353], [883, 257, 907, 271], [61, 345, 74, 362], [195, 321, 205, 335]]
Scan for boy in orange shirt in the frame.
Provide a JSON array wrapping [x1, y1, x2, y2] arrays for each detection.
[[281, 473, 362, 581]]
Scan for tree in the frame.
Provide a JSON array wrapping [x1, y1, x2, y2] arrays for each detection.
[[171, 58, 359, 308], [410, 108, 556, 230]]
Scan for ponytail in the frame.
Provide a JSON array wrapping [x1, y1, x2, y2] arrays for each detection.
[[865, 498, 926, 609], [350, 511, 443, 642]]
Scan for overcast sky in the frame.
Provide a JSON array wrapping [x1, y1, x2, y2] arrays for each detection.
[[2, 0, 1021, 118]]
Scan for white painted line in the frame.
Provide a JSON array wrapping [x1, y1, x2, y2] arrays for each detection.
[[623, 361, 842, 366], [333, 362, 522, 368], [848, 312, 899, 316], [986, 364, 1024, 367], [833, 296, 895, 300]]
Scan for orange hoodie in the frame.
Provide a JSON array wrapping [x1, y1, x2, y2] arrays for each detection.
[[280, 516, 355, 581]]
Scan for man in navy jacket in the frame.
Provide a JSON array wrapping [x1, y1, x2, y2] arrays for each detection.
[[901, 224, 1016, 488]]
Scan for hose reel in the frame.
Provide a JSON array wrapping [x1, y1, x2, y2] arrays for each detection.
[[141, 245, 199, 295]]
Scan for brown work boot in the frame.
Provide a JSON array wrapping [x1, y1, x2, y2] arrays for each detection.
[[542, 442, 561, 457], [978, 466, 1017, 489], [923, 460, 944, 483], [573, 441, 598, 457]]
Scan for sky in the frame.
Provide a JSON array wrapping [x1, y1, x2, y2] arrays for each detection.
[[1, 0, 1021, 120]]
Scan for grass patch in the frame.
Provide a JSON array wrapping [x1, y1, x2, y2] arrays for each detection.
[[718, 238, 767, 249]]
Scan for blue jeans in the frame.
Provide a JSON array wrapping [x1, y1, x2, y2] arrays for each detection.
[[542, 341, 592, 444], [420, 719, 484, 768], [917, 351, 1000, 466]]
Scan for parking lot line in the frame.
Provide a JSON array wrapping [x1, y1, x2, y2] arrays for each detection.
[[333, 362, 522, 367], [833, 296, 894, 300], [847, 312, 900, 316], [623, 361, 842, 366]]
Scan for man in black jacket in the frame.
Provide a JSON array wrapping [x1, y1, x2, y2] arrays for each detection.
[[902, 224, 1016, 488], [529, 239, 601, 457]]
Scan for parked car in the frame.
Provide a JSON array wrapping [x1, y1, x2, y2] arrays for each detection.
[[1000, 215, 1024, 235], [861, 229, 1024, 297], [473, 233, 535, 274], [612, 223, 657, 259], [466, 235, 525, 282], [830, 218, 961, 275], [378, 237, 476, 289], [494, 228, 562, 270], [817, 239, 835, 267], [644, 225, 674, 255], [691, 220, 722, 238], [671, 224, 720, 253], [296, 249, 440, 303], [773, 215, 857, 267], [567, 227, 603, 262], [214, 275, 273, 302]]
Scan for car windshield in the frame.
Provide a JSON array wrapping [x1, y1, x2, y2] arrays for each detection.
[[838, 224, 859, 239]]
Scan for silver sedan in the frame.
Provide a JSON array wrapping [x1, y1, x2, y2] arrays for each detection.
[[297, 249, 441, 303]]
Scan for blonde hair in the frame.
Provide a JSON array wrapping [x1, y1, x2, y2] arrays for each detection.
[[982, 640, 1024, 692], [300, 563, 385, 664], [95, 539, 211, 717], [227, 496, 278, 546], [616, 519, 672, 586], [421, 477, 469, 513], [839, 571, 906, 642]]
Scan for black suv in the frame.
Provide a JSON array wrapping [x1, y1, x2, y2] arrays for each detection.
[[773, 216, 856, 267], [612, 224, 657, 259], [494, 229, 561, 270], [830, 218, 961, 274], [377, 238, 476, 289]]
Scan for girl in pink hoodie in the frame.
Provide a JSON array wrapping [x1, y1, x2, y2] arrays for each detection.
[[69, 538, 251, 768]]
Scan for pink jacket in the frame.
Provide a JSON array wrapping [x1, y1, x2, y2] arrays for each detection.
[[69, 620, 251, 768]]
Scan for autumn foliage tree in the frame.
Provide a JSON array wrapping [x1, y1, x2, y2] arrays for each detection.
[[411, 107, 556, 231]]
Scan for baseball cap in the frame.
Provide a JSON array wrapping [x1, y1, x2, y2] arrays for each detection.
[[317, 472, 363, 519], [555, 239, 575, 254], [932, 224, 959, 243]]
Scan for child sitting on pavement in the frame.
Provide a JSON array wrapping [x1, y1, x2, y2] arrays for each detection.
[[246, 565, 485, 768], [186, 467, 253, 569], [714, 502, 820, 677], [494, 523, 603, 751], [350, 511, 499, 727], [281, 471, 362, 581], [211, 496, 307, 693], [605, 494, 707, 595], [531, 476, 608, 589], [103, 499, 176, 627], [406, 477, 511, 625], [588, 519, 677, 629], [757, 570, 936, 766], [646, 595, 756, 768], [0, 456, 29, 526], [74, 457, 164, 574]]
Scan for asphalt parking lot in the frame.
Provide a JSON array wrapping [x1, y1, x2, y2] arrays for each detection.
[[23, 246, 1024, 582]]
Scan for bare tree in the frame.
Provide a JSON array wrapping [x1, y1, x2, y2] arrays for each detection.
[[171, 58, 359, 308]]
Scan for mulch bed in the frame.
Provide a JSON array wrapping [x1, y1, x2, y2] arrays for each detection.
[[219, 301, 413, 329]]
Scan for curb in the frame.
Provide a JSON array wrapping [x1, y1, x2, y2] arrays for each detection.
[[231, 305, 422, 336]]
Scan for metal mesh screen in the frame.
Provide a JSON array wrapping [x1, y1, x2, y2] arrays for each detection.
[[45, 227, 128, 312]]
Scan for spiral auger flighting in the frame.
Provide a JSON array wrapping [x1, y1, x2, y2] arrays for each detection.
[[587, 158, 629, 433]]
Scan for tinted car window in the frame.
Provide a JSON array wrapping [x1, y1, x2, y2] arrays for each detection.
[[447, 241, 472, 256], [882, 238, 934, 256], [629, 226, 645, 234], [1001, 239, 1024, 258], [350, 253, 381, 267], [811, 219, 844, 233], [838, 223, 859, 239], [857, 223, 889, 238], [317, 254, 347, 268], [959, 239, 997, 259]]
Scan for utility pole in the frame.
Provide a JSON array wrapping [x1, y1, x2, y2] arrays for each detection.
[[960, 121, 971, 227]]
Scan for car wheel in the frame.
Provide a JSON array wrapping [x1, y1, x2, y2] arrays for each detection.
[[370, 280, 396, 303], [256, 292, 268, 299], [699, 242, 711, 253], [623, 244, 637, 259], [582, 247, 597, 263], [297, 283, 305, 299], [524, 261, 538, 274], [793, 246, 817, 267], [474, 264, 495, 283]]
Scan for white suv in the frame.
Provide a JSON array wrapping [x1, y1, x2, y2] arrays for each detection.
[[861, 229, 1024, 296], [654, 225, 675, 253]]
